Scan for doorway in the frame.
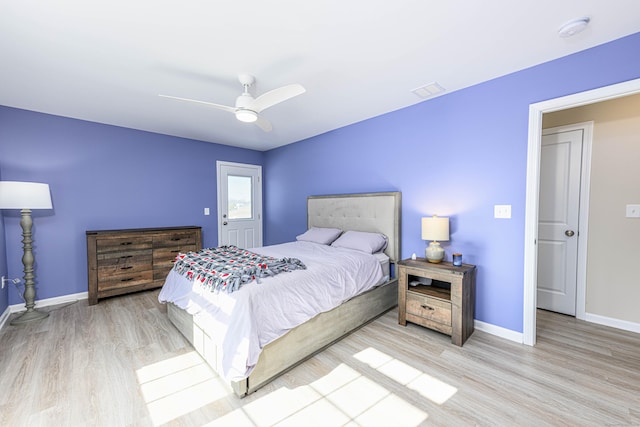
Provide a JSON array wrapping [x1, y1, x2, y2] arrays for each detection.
[[523, 77, 640, 346], [216, 161, 263, 248]]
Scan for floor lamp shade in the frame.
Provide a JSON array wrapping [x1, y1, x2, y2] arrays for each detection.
[[422, 216, 449, 263], [0, 181, 53, 324], [0, 181, 52, 209]]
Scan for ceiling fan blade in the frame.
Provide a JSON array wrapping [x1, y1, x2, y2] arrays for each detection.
[[254, 115, 272, 132], [251, 84, 305, 113], [159, 94, 236, 113]]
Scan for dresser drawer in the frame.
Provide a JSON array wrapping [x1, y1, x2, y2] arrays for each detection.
[[97, 249, 152, 278], [153, 244, 197, 280], [97, 270, 154, 292], [153, 245, 197, 265], [96, 236, 153, 253], [406, 291, 452, 326], [154, 232, 197, 248]]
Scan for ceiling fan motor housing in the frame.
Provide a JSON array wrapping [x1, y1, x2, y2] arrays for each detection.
[[235, 92, 255, 109], [235, 92, 258, 122]]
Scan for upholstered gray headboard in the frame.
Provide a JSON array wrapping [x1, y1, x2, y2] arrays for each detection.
[[307, 192, 402, 262]]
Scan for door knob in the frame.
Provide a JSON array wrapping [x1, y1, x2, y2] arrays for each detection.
[[565, 230, 575, 237], [223, 221, 228, 226]]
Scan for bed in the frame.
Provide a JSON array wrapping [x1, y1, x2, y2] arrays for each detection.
[[160, 191, 401, 397]]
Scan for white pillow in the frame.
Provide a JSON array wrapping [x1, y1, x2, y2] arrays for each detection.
[[330, 230, 388, 254], [296, 227, 342, 245]]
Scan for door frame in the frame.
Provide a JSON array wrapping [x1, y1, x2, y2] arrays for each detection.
[[216, 161, 263, 247], [523, 77, 640, 346], [538, 122, 593, 317]]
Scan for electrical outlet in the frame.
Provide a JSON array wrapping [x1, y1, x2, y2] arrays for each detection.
[[1, 277, 20, 288], [626, 204, 640, 218], [494, 204, 512, 219]]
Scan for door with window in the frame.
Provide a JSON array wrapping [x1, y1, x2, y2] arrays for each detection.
[[216, 161, 262, 248]]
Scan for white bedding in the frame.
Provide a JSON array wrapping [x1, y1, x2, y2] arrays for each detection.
[[158, 241, 386, 381]]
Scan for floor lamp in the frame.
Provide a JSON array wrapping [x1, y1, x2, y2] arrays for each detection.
[[0, 181, 52, 325]]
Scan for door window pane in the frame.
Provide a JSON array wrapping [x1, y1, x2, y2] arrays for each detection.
[[228, 175, 252, 219]]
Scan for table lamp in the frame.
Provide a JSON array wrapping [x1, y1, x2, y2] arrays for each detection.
[[0, 181, 52, 324], [422, 215, 449, 263]]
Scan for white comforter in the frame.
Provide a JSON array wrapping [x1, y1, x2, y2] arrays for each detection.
[[158, 241, 385, 381]]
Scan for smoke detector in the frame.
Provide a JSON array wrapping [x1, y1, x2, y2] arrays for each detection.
[[558, 17, 590, 38]]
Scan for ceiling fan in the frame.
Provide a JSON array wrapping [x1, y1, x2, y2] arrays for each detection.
[[159, 74, 305, 132]]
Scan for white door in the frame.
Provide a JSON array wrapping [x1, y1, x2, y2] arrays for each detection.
[[217, 161, 262, 248], [537, 129, 583, 315]]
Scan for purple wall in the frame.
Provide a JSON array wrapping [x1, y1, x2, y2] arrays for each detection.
[[264, 32, 640, 333], [2, 32, 639, 331], [0, 108, 262, 305]]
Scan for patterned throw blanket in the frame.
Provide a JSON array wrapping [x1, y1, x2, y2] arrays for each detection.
[[172, 245, 306, 293]]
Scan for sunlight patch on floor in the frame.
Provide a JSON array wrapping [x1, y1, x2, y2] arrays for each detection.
[[323, 375, 389, 418], [135, 347, 443, 425], [354, 347, 457, 405], [243, 385, 326, 425], [204, 362, 428, 426], [136, 351, 231, 426], [354, 393, 429, 426]]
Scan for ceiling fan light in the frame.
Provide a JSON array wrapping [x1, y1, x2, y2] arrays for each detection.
[[236, 109, 258, 123]]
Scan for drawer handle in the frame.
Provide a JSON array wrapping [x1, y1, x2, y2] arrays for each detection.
[[121, 242, 133, 246], [120, 266, 133, 270], [170, 237, 181, 241], [420, 304, 435, 311], [121, 278, 134, 282], [120, 255, 133, 259], [171, 250, 180, 253]]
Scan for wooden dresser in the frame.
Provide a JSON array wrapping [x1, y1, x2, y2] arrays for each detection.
[[87, 226, 202, 305]]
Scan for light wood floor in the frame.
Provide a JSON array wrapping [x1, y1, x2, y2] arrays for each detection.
[[1, 290, 639, 427]]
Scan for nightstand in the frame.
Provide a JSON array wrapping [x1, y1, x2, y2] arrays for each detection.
[[398, 258, 476, 346]]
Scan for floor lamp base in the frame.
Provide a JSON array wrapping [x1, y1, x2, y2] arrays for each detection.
[[10, 308, 49, 325]]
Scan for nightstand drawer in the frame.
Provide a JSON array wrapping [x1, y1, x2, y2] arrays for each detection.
[[406, 291, 451, 326]]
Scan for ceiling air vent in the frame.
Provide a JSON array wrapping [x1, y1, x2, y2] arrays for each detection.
[[411, 82, 445, 99]]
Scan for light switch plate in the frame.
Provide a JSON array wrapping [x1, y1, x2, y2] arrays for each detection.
[[626, 204, 640, 218], [204, 207, 210, 216], [494, 204, 512, 219]]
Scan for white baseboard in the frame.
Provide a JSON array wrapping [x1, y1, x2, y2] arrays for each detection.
[[473, 312, 640, 344], [8, 291, 88, 314], [474, 319, 524, 344], [0, 292, 88, 331], [583, 312, 640, 334]]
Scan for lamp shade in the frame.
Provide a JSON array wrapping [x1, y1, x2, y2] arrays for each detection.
[[0, 181, 52, 209], [422, 216, 449, 241]]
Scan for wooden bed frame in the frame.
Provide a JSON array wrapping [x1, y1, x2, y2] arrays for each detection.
[[167, 191, 402, 397]]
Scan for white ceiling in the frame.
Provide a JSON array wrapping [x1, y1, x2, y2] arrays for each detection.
[[1, 1, 639, 151]]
